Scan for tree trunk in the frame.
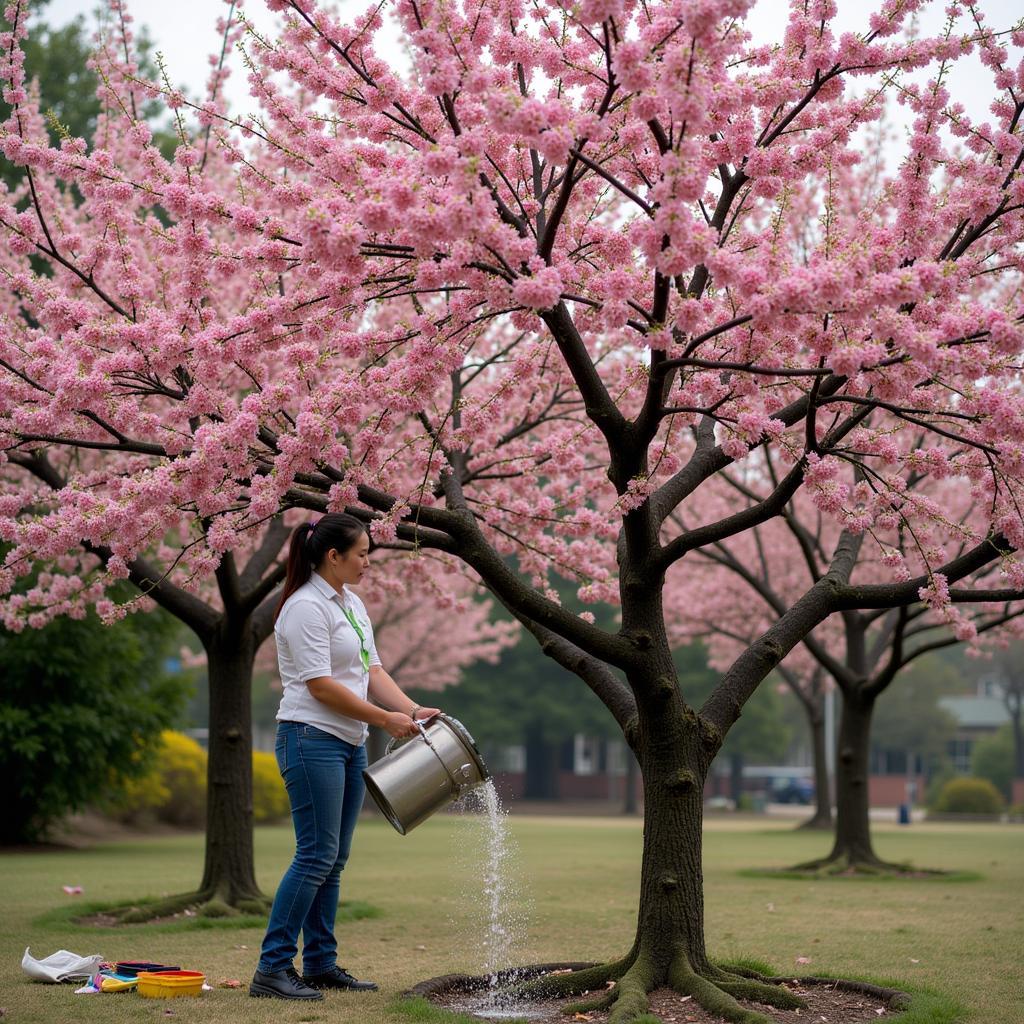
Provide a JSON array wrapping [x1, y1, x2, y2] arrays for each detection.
[[1009, 698, 1024, 779], [528, 703, 802, 1023], [198, 629, 264, 907], [798, 699, 833, 830], [728, 752, 744, 809], [806, 688, 894, 870], [633, 721, 712, 981], [524, 718, 557, 799]]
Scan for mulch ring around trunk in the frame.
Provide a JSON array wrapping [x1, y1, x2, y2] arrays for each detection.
[[408, 964, 909, 1023]]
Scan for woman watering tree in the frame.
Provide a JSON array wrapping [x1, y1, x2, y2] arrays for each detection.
[[251, 514, 440, 1001]]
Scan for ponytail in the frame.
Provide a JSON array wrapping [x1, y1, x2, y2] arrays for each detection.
[[275, 513, 368, 620]]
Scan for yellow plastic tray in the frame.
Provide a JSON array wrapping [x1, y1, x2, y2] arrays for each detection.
[[136, 970, 205, 998]]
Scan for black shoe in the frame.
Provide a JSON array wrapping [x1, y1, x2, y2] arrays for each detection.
[[303, 964, 379, 992], [249, 967, 324, 1000]]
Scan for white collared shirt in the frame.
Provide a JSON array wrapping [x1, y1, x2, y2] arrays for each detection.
[[274, 572, 382, 745]]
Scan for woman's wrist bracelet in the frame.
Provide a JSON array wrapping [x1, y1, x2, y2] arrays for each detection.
[[409, 704, 421, 721]]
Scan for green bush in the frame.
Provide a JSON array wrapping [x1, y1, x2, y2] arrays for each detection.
[[932, 776, 1005, 815], [925, 761, 957, 809], [252, 750, 289, 823], [971, 725, 1014, 801], [0, 607, 188, 844]]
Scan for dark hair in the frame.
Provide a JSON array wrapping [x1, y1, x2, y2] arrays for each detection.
[[275, 513, 368, 619]]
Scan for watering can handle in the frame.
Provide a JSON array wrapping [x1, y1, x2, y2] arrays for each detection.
[[384, 717, 430, 757]]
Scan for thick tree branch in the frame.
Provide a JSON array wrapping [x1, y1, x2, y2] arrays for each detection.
[[239, 515, 291, 594], [831, 534, 1011, 609], [519, 617, 638, 738], [701, 530, 863, 734], [649, 372, 848, 526]]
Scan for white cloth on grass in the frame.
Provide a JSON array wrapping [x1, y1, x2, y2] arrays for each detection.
[[22, 947, 103, 983]]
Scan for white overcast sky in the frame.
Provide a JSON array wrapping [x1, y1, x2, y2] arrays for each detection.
[[38, 0, 1024, 133]]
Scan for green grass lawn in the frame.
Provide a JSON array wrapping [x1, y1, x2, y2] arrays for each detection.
[[1, 814, 1022, 1023]]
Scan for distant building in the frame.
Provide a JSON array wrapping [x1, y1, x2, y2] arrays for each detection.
[[938, 690, 1010, 773], [487, 678, 1021, 810]]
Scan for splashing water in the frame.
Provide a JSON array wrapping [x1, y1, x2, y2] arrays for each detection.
[[449, 779, 535, 1019], [477, 780, 515, 990]]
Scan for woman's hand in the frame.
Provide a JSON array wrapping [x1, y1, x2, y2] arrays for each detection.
[[382, 711, 419, 738], [414, 706, 442, 723]]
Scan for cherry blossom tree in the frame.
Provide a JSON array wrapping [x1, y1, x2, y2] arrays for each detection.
[[360, 551, 518, 688], [0, 4, 509, 918], [3, 0, 1024, 1018], [673, 473, 1024, 870]]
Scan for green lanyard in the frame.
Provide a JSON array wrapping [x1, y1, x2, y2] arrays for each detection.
[[342, 605, 371, 673]]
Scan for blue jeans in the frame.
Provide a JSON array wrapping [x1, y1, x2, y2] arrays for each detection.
[[257, 722, 367, 975]]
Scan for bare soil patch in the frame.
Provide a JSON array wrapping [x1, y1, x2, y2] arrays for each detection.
[[413, 966, 906, 1023]]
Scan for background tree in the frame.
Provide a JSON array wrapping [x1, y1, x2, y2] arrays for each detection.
[[0, 1, 276, 914], [0, 598, 187, 843], [971, 725, 1015, 800], [985, 641, 1024, 784], [776, 664, 832, 829], [2, 2, 1024, 1021], [676, 479, 1024, 871]]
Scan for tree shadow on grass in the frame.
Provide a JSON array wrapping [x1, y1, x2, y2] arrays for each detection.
[[737, 866, 983, 882]]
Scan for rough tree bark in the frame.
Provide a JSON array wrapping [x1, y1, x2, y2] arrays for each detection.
[[792, 690, 899, 870], [198, 626, 264, 909], [804, 702, 833, 831]]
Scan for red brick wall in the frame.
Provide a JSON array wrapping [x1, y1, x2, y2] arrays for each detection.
[[868, 774, 927, 806], [1012, 778, 1024, 806], [494, 771, 961, 808], [491, 772, 525, 802], [490, 771, 643, 804]]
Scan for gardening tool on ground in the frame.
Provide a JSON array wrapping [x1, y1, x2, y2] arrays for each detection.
[[362, 713, 489, 834]]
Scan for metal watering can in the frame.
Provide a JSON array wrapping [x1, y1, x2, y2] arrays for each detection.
[[362, 713, 490, 834]]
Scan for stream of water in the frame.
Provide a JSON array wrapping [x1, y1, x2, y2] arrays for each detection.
[[448, 779, 538, 1020]]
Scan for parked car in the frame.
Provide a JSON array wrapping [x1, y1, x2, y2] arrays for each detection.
[[770, 777, 815, 804]]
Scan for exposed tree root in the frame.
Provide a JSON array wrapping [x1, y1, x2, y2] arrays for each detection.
[[701, 963, 801, 1007], [81, 888, 271, 925], [512, 950, 637, 998], [789, 851, 941, 876], [507, 950, 806, 1024]]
